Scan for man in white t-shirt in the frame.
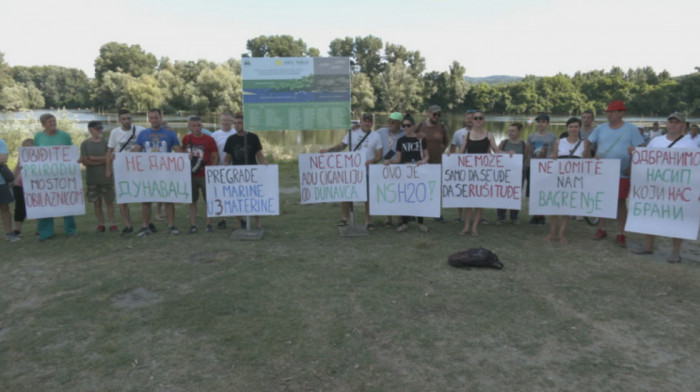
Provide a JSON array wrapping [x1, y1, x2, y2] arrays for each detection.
[[105, 109, 145, 235], [681, 124, 700, 147], [320, 112, 382, 230], [210, 113, 236, 229]]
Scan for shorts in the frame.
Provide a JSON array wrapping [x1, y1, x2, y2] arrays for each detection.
[[87, 183, 115, 203], [192, 176, 207, 203], [618, 178, 630, 199], [0, 183, 14, 204]]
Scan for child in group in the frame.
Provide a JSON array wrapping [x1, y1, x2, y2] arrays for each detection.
[[385, 115, 430, 232], [544, 117, 584, 244], [12, 138, 33, 237], [496, 122, 530, 225], [80, 121, 117, 232]]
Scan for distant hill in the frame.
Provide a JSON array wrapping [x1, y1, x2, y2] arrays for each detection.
[[464, 75, 523, 85]]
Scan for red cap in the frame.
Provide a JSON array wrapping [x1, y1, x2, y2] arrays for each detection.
[[606, 100, 627, 111]]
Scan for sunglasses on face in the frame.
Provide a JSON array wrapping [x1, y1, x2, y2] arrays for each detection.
[[473, 116, 484, 120], [402, 123, 412, 127]]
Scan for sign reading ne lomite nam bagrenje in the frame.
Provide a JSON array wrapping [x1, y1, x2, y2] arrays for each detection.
[[113, 152, 192, 204], [19, 146, 85, 219], [241, 57, 351, 131], [205, 165, 279, 217]]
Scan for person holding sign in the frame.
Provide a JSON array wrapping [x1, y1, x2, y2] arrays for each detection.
[[584, 100, 645, 247], [384, 115, 429, 232], [0, 137, 19, 242], [105, 109, 144, 235], [131, 108, 183, 237], [80, 121, 117, 233], [34, 113, 78, 241], [182, 116, 219, 234], [223, 113, 268, 231], [458, 111, 504, 236], [631, 112, 698, 263], [450, 110, 476, 224], [211, 113, 236, 230], [320, 112, 382, 230], [376, 112, 405, 228], [544, 117, 585, 244], [527, 113, 557, 225], [496, 122, 530, 225]]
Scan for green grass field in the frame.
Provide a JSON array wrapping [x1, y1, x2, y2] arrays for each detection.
[[2, 162, 700, 391]]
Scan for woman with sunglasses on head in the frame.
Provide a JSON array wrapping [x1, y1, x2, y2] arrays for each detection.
[[458, 111, 503, 236]]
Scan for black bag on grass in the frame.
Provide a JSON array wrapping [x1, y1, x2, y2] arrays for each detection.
[[448, 248, 503, 269]]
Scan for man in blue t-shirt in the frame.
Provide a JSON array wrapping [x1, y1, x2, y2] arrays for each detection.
[[132, 108, 182, 237], [584, 100, 645, 247]]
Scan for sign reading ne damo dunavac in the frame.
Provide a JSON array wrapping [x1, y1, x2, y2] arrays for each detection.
[[241, 57, 350, 131]]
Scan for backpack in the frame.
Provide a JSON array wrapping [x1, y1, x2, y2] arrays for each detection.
[[448, 248, 503, 269]]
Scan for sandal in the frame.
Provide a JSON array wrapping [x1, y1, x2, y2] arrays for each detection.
[[667, 254, 682, 264], [337, 219, 348, 227]]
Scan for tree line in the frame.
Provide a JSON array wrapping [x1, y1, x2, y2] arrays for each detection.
[[1, 35, 699, 116]]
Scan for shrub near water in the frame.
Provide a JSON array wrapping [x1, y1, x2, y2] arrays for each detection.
[[1, 110, 86, 169]]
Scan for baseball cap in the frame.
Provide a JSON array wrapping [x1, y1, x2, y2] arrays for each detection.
[[428, 105, 441, 113], [606, 100, 627, 111], [388, 112, 403, 121], [667, 112, 686, 122]]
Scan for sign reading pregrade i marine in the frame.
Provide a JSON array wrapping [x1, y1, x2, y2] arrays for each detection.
[[241, 57, 351, 131], [298, 152, 366, 204], [625, 148, 700, 240], [113, 152, 192, 203], [369, 164, 441, 218], [441, 154, 522, 209], [529, 158, 619, 218], [205, 165, 279, 217], [19, 146, 85, 219]]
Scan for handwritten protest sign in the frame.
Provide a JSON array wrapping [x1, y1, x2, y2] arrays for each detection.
[[298, 152, 366, 204], [441, 154, 522, 209], [625, 148, 700, 240], [368, 164, 441, 217], [19, 146, 85, 219], [529, 159, 619, 217], [205, 165, 279, 217], [113, 152, 192, 203]]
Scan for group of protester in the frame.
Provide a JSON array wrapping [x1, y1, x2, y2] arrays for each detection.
[[1, 100, 697, 262]]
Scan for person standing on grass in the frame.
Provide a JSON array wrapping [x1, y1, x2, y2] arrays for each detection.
[[416, 105, 449, 223], [11, 138, 33, 238], [631, 112, 698, 263], [385, 114, 429, 233], [458, 111, 503, 236], [80, 121, 117, 233], [376, 112, 405, 228], [0, 137, 19, 242], [211, 113, 236, 230], [105, 109, 144, 235], [320, 112, 382, 230], [182, 116, 218, 234], [496, 122, 530, 225], [132, 108, 182, 237], [223, 113, 269, 231], [450, 109, 476, 223], [584, 100, 645, 248], [34, 113, 77, 241], [544, 117, 585, 244], [527, 113, 557, 225]]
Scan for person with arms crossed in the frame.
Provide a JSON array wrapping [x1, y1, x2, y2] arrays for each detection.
[[80, 121, 117, 233]]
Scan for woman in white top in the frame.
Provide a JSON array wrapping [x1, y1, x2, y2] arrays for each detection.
[[544, 117, 584, 244]]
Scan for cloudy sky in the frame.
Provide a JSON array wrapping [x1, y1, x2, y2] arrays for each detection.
[[2, 0, 698, 78]]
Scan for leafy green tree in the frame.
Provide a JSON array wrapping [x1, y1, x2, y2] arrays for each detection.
[[246, 35, 318, 57], [94, 42, 157, 81], [384, 43, 425, 77], [11, 65, 89, 108], [423, 61, 468, 112], [193, 64, 242, 114], [350, 72, 374, 116], [373, 61, 423, 112], [0, 83, 44, 110], [329, 36, 384, 79], [676, 70, 700, 115]]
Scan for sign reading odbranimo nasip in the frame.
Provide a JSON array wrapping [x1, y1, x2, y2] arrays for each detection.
[[298, 152, 367, 204], [205, 165, 279, 217], [626, 148, 700, 240], [113, 152, 192, 203], [529, 159, 619, 218], [441, 154, 522, 209], [19, 146, 85, 219], [368, 164, 441, 217], [242, 57, 350, 131]]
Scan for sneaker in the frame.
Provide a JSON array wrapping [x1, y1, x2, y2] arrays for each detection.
[[205, 224, 214, 233], [615, 234, 626, 248], [136, 227, 152, 237], [148, 223, 157, 233], [187, 225, 198, 234], [217, 220, 226, 229], [168, 226, 180, 235], [5, 233, 20, 242], [121, 226, 133, 235], [592, 229, 607, 240], [108, 225, 118, 233], [96, 225, 106, 233], [418, 224, 428, 232], [396, 224, 408, 233]]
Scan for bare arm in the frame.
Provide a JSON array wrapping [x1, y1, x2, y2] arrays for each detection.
[[582, 140, 591, 158], [550, 139, 560, 159], [256, 150, 268, 165], [320, 142, 347, 153], [210, 152, 219, 166], [224, 153, 232, 165]]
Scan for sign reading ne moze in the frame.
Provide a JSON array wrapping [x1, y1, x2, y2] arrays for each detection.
[[625, 148, 700, 240], [298, 152, 366, 204], [205, 165, 279, 217], [113, 152, 192, 203], [369, 164, 441, 217], [529, 159, 619, 218], [20, 146, 85, 219], [441, 154, 522, 209]]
